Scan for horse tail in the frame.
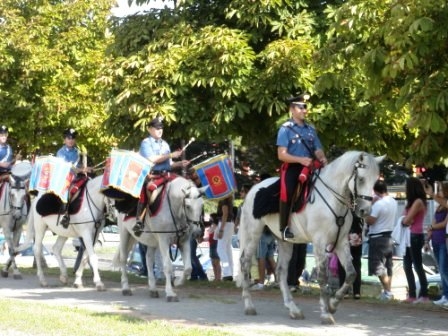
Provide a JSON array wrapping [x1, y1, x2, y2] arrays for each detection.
[[235, 199, 251, 288], [112, 234, 136, 268], [16, 206, 35, 252]]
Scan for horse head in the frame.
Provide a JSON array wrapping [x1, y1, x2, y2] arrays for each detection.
[[180, 180, 205, 236], [348, 152, 383, 217], [8, 175, 28, 220]]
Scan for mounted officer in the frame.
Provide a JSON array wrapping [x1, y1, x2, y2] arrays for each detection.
[[277, 94, 327, 240]]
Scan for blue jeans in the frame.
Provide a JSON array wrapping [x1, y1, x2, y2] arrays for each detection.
[[403, 233, 428, 298], [432, 240, 448, 298]]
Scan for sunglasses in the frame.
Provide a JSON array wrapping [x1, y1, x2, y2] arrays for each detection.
[[293, 103, 307, 109]]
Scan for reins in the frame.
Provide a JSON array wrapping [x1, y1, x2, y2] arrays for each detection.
[[136, 179, 203, 262], [309, 158, 373, 252]]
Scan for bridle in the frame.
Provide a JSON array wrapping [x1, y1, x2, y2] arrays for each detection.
[[137, 179, 204, 261], [310, 157, 373, 252]]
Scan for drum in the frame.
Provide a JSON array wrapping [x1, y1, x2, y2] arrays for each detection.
[[29, 156, 75, 202], [11, 160, 32, 180], [101, 149, 153, 199], [193, 154, 237, 200]]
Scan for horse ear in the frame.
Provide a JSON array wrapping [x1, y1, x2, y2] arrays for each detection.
[[197, 185, 208, 196], [375, 154, 386, 164], [182, 184, 192, 197]]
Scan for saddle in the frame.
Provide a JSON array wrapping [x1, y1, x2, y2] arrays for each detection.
[[118, 173, 177, 220], [36, 177, 88, 217], [253, 166, 314, 219]]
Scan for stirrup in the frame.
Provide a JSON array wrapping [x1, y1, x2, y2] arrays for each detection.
[[132, 220, 144, 237], [60, 215, 70, 228], [282, 227, 294, 240]]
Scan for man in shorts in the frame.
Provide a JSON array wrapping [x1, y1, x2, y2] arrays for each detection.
[[250, 226, 277, 290], [366, 179, 398, 300]]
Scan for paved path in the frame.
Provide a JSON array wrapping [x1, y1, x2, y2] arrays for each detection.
[[0, 274, 447, 336]]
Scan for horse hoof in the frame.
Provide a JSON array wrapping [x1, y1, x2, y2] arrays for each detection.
[[13, 274, 23, 280], [320, 314, 335, 325], [166, 296, 179, 302], [73, 283, 84, 289], [40, 283, 49, 288], [96, 284, 106, 292], [149, 291, 159, 298], [1, 270, 9, 278], [290, 311, 305, 320], [122, 289, 133, 296], [244, 308, 257, 315]]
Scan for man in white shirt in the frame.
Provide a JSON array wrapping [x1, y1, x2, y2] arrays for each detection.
[[366, 179, 398, 300]]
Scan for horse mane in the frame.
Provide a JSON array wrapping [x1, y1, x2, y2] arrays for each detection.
[[321, 151, 371, 179]]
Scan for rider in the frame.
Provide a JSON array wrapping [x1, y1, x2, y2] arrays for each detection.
[[277, 94, 327, 240], [0, 125, 14, 182], [56, 128, 92, 228], [132, 116, 189, 236]]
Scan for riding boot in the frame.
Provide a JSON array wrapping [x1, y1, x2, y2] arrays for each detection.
[[279, 201, 294, 240], [59, 203, 70, 229], [132, 202, 146, 237]]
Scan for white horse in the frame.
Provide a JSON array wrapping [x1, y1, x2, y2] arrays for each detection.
[[0, 174, 29, 279], [19, 175, 112, 290], [237, 151, 382, 324], [113, 176, 206, 301]]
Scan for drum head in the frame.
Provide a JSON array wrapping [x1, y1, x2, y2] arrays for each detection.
[[11, 161, 32, 179]]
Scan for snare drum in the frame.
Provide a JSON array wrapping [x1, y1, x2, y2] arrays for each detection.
[[11, 160, 32, 180], [29, 156, 75, 202], [101, 149, 153, 199], [193, 154, 237, 200]]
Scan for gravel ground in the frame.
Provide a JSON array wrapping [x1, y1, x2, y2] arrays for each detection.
[[0, 272, 447, 336]]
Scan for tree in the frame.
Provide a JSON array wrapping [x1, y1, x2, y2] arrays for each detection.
[[99, 1, 322, 173], [0, 0, 115, 161], [318, 0, 448, 166]]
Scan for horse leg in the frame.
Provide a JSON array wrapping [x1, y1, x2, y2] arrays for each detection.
[[73, 248, 89, 288], [329, 244, 355, 313], [315, 249, 335, 325], [277, 241, 304, 319], [176, 238, 192, 286], [80, 238, 105, 291], [158, 239, 178, 302], [11, 222, 23, 279], [52, 236, 69, 285], [146, 245, 159, 298], [119, 228, 132, 296], [239, 229, 259, 315], [33, 228, 48, 287]]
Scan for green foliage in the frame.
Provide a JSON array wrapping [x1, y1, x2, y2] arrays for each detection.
[[0, 0, 116, 161], [319, 0, 448, 166], [2, 0, 448, 170]]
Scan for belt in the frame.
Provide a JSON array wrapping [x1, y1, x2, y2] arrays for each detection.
[[369, 231, 392, 239], [151, 170, 170, 175]]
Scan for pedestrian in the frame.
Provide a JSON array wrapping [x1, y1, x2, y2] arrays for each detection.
[[234, 184, 252, 235], [287, 243, 308, 292], [190, 231, 208, 281], [0, 125, 14, 180], [138, 243, 148, 277], [401, 177, 429, 303], [424, 181, 448, 306], [207, 213, 221, 281], [216, 194, 235, 281], [250, 226, 277, 290], [277, 93, 327, 240], [133, 116, 189, 236], [365, 180, 397, 301]]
